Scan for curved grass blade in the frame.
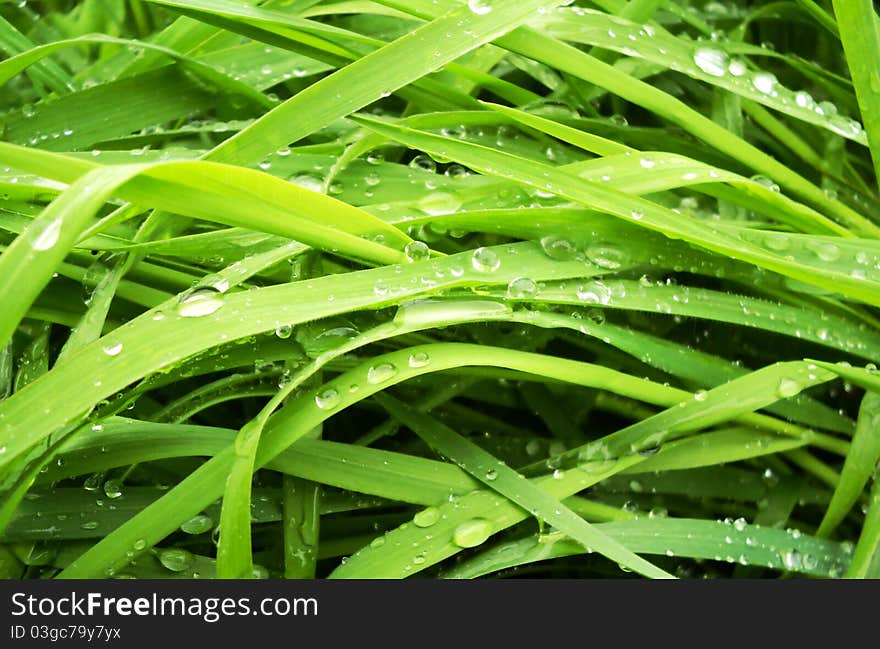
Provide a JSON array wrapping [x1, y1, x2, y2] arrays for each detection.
[[817, 391, 880, 537]]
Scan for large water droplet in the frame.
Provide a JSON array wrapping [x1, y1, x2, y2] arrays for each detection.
[[409, 154, 437, 173], [101, 341, 123, 356], [159, 548, 194, 572], [315, 388, 340, 410], [408, 351, 430, 368], [752, 72, 777, 94], [180, 514, 214, 535], [586, 242, 627, 270], [693, 47, 729, 77], [467, 0, 492, 15], [471, 247, 501, 272], [404, 241, 430, 262], [576, 280, 612, 305], [540, 236, 576, 261], [776, 378, 800, 398], [453, 518, 494, 548], [417, 192, 462, 215], [507, 276, 537, 299], [103, 479, 123, 499], [177, 287, 225, 318], [413, 506, 440, 528], [367, 363, 398, 384], [31, 219, 62, 251]]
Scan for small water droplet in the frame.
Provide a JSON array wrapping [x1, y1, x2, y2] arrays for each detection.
[[275, 324, 293, 339]]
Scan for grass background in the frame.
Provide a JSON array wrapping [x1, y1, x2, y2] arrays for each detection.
[[0, 0, 878, 579]]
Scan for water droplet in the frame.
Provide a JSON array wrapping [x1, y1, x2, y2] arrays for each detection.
[[781, 549, 802, 570], [370, 536, 386, 548], [408, 351, 430, 368], [159, 548, 194, 572], [290, 173, 324, 193], [727, 58, 747, 77], [807, 241, 840, 262], [506, 276, 537, 299], [315, 388, 340, 410], [133, 539, 147, 551], [794, 91, 814, 109], [275, 324, 293, 339], [80, 520, 99, 531], [471, 247, 501, 272], [467, 0, 492, 15], [367, 363, 398, 384], [83, 473, 103, 492], [485, 469, 498, 481], [694, 389, 708, 402], [752, 72, 777, 94], [31, 219, 62, 251], [576, 280, 612, 305], [101, 341, 123, 356], [404, 241, 430, 262], [540, 236, 576, 261], [733, 517, 747, 531], [453, 518, 494, 548], [180, 514, 214, 535], [762, 232, 790, 252], [413, 507, 440, 527], [417, 192, 462, 215], [586, 242, 627, 270], [693, 47, 729, 77], [776, 378, 800, 399], [639, 156, 656, 169], [177, 287, 225, 318], [103, 479, 123, 499], [409, 154, 437, 173]]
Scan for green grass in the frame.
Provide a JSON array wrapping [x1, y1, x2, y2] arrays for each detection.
[[0, 0, 879, 580]]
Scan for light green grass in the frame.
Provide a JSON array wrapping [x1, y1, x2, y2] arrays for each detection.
[[0, 0, 878, 580]]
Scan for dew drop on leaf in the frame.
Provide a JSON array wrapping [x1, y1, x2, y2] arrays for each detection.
[[452, 518, 493, 548], [177, 287, 225, 318]]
